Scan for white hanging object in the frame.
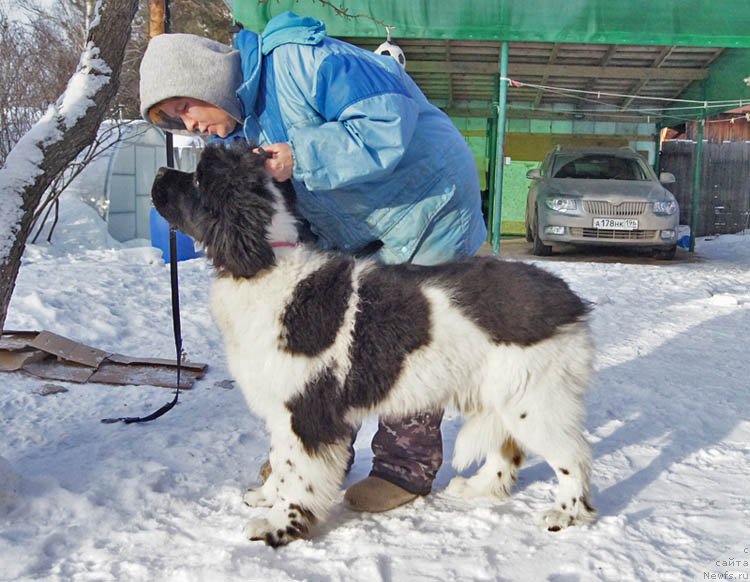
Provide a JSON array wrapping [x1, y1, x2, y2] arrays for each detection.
[[375, 26, 406, 69]]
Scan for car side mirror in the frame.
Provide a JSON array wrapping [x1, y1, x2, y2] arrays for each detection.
[[526, 168, 542, 180], [659, 172, 676, 185]]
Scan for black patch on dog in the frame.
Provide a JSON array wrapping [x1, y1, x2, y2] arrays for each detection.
[[445, 259, 589, 345], [341, 266, 432, 409], [285, 266, 432, 435], [355, 258, 588, 346], [286, 366, 350, 453], [281, 257, 354, 356]]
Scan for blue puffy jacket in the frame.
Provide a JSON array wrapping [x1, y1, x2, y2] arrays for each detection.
[[225, 12, 487, 265]]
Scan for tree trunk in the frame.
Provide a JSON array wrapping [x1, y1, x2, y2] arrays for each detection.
[[0, 0, 139, 331]]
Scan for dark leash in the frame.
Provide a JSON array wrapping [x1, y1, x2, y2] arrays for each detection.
[[102, 130, 184, 424], [101, 227, 183, 424]]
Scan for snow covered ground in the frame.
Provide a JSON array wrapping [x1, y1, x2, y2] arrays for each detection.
[[1, 193, 748, 581]]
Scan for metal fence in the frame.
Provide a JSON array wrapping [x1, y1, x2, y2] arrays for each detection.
[[660, 140, 750, 236]]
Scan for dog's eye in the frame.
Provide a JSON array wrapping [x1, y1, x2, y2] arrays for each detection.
[[193, 174, 200, 188]]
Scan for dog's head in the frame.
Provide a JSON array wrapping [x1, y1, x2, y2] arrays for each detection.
[[151, 142, 279, 278]]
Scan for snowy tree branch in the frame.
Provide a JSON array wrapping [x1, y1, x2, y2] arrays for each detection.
[[0, 0, 139, 330]]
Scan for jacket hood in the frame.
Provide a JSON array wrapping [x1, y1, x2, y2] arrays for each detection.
[[235, 12, 326, 117], [261, 11, 326, 54]]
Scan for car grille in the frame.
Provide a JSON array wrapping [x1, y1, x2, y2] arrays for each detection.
[[570, 227, 657, 240], [582, 200, 649, 216]]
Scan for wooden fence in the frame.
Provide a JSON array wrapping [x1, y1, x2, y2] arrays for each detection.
[[660, 140, 750, 236]]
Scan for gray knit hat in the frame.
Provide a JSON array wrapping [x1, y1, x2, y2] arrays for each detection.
[[139, 33, 243, 130]]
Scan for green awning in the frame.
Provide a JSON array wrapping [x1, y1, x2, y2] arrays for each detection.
[[235, 0, 750, 48]]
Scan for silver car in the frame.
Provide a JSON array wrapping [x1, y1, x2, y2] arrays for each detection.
[[525, 147, 679, 259]]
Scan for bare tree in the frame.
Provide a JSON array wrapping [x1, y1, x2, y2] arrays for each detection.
[[0, 0, 139, 330]]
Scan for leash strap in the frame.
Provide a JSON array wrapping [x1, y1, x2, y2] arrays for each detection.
[[101, 228, 183, 424], [102, 130, 184, 424]]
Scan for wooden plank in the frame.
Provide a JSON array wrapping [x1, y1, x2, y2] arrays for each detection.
[[0, 349, 48, 372], [107, 353, 207, 372], [29, 330, 110, 368], [90, 361, 204, 389], [23, 360, 96, 383]]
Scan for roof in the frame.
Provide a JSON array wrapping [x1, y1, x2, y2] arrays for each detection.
[[234, 0, 750, 125]]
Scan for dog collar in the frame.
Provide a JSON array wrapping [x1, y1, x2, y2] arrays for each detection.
[[271, 241, 299, 248]]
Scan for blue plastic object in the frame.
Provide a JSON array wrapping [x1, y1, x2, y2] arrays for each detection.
[[150, 207, 201, 262], [676, 225, 691, 250]]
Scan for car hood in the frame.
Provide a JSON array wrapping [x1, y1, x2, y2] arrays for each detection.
[[546, 179, 673, 201]]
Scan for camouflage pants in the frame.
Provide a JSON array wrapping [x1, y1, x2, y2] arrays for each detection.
[[347, 411, 444, 495]]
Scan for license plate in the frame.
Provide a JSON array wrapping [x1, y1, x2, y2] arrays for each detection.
[[593, 217, 638, 230]]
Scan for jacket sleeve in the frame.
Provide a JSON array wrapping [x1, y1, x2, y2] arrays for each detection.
[[286, 53, 420, 191]]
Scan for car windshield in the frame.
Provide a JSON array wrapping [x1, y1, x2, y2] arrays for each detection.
[[551, 154, 649, 180]]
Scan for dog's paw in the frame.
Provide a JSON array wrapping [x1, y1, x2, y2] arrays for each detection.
[[540, 509, 575, 532], [243, 487, 273, 508], [445, 475, 511, 500], [445, 476, 473, 498], [541, 496, 596, 531], [245, 518, 293, 548], [245, 503, 317, 547]]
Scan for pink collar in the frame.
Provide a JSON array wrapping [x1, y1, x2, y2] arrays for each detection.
[[271, 241, 299, 248]]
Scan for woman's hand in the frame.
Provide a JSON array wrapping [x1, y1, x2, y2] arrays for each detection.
[[255, 142, 294, 182]]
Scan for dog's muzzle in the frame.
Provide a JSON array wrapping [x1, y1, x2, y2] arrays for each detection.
[[151, 167, 194, 212]]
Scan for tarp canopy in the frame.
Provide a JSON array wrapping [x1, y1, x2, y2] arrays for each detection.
[[234, 1, 750, 121], [234, 0, 750, 47]]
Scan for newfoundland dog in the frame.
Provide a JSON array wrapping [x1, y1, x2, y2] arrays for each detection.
[[151, 143, 596, 547]]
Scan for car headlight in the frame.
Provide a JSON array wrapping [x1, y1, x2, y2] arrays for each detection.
[[653, 200, 678, 216], [544, 197, 577, 213]]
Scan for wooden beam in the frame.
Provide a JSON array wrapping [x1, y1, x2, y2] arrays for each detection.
[[407, 60, 708, 81], [439, 102, 661, 124], [620, 46, 676, 110], [533, 43, 560, 108]]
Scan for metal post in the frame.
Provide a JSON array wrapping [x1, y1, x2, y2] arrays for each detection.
[[486, 78, 499, 238], [491, 41, 509, 256], [689, 118, 704, 253]]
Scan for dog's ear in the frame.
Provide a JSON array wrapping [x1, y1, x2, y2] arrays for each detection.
[[203, 195, 276, 278], [196, 143, 277, 278]]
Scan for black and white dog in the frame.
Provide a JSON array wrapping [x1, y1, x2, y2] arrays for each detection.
[[151, 143, 596, 547]]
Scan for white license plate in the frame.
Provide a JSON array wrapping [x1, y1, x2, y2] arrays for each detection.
[[593, 217, 639, 230]]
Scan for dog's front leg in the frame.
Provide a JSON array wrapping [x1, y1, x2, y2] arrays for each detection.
[[245, 426, 350, 547]]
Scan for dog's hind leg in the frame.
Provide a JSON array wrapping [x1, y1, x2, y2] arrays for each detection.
[[245, 426, 351, 547], [447, 434, 525, 500], [447, 411, 525, 500], [502, 381, 595, 530]]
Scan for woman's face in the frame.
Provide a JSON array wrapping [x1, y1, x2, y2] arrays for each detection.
[[158, 97, 238, 137]]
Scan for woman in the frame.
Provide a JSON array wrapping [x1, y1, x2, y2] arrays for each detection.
[[139, 11, 487, 512]]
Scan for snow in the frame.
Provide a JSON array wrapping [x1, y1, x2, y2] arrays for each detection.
[[1, 192, 749, 581]]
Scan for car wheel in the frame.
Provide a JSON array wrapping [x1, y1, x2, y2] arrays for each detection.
[[532, 211, 552, 256], [525, 215, 533, 242], [653, 245, 677, 260]]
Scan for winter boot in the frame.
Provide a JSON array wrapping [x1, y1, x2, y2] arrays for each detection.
[[343, 476, 419, 512]]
